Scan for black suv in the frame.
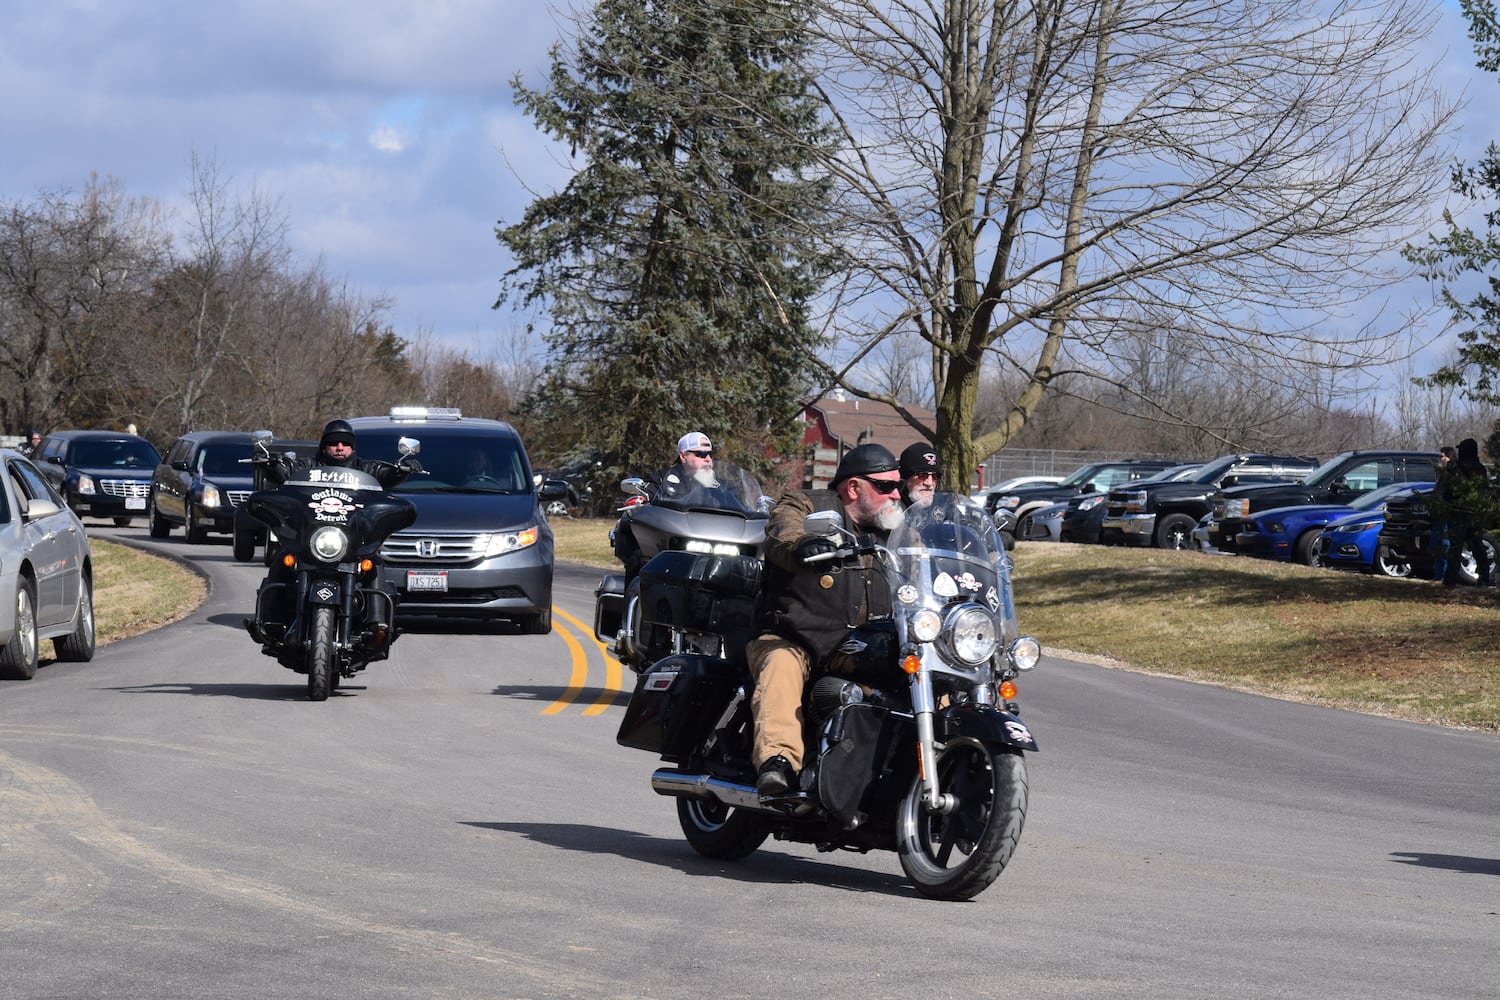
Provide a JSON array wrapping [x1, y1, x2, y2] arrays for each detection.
[[988, 459, 1182, 540], [33, 429, 162, 526], [1207, 450, 1442, 555], [148, 431, 256, 543], [1375, 487, 1498, 583], [1100, 453, 1318, 549]]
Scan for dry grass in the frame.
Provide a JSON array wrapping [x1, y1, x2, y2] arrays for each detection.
[[87, 538, 207, 649], [549, 517, 1500, 731]]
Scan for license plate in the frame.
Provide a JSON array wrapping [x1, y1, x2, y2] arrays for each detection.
[[407, 570, 448, 592], [126, 497, 146, 510]]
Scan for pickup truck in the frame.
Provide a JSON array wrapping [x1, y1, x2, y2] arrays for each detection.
[[1100, 453, 1317, 549], [988, 459, 1182, 541], [1207, 450, 1442, 555]]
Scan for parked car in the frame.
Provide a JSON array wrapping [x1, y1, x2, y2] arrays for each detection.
[[32, 429, 161, 526], [1191, 513, 1222, 554], [1312, 501, 1421, 577], [344, 407, 565, 633], [1375, 487, 1498, 584], [0, 448, 95, 679], [988, 459, 1182, 541], [1064, 463, 1203, 544], [1100, 452, 1318, 549], [970, 475, 1064, 505], [1023, 500, 1068, 542], [1208, 450, 1443, 555], [148, 431, 256, 544], [1231, 481, 1430, 565], [232, 438, 319, 562]]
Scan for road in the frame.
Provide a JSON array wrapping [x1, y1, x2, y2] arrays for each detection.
[[1, 524, 1497, 1000]]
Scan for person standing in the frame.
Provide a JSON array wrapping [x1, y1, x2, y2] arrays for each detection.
[[1441, 438, 1492, 587]]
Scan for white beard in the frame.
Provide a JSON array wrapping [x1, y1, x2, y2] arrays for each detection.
[[691, 466, 719, 489], [872, 503, 904, 532]]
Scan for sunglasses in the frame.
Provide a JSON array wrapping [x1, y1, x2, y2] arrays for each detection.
[[858, 476, 902, 494], [687, 450, 713, 458]]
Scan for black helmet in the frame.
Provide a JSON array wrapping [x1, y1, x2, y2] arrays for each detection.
[[319, 419, 357, 466]]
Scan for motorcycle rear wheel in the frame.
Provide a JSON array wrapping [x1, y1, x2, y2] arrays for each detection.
[[307, 607, 335, 702], [896, 739, 1027, 901], [676, 797, 769, 860]]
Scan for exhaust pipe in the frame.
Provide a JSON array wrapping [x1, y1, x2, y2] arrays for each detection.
[[651, 769, 761, 811]]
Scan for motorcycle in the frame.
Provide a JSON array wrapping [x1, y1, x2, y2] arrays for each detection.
[[606, 491, 1042, 900], [241, 430, 421, 701], [594, 461, 772, 671]]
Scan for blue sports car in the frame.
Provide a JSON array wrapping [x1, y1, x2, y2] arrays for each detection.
[[1233, 481, 1431, 566]]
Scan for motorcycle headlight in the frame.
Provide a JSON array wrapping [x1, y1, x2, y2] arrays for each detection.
[[911, 609, 943, 643], [944, 604, 998, 665], [310, 525, 350, 563], [1008, 636, 1042, 671]]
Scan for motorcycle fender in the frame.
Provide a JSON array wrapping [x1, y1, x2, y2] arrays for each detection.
[[939, 703, 1038, 752]]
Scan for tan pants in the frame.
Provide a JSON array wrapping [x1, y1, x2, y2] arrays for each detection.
[[747, 635, 813, 771]]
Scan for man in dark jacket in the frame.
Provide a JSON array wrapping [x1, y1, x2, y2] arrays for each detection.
[[749, 443, 904, 800], [1441, 437, 1492, 587], [899, 441, 940, 508]]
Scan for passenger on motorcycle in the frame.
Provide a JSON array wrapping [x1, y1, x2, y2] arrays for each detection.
[[253, 419, 418, 630], [899, 442, 940, 508], [749, 442, 905, 801]]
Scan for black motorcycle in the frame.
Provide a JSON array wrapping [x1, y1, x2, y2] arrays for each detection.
[[608, 492, 1042, 900], [242, 430, 420, 701]]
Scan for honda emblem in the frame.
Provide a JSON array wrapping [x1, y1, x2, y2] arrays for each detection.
[[416, 538, 439, 558]]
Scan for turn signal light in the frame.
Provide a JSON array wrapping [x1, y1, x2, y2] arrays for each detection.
[[901, 654, 922, 674], [359, 558, 374, 572], [999, 679, 1018, 700], [281, 553, 295, 568]]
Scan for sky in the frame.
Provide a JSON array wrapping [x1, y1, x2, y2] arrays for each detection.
[[0, 0, 1494, 391]]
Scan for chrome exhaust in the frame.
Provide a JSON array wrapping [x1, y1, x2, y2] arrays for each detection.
[[650, 769, 761, 811]]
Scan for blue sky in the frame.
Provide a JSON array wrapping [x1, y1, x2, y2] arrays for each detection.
[[0, 0, 1493, 385]]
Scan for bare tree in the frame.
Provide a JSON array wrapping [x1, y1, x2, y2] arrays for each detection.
[[787, 0, 1456, 486]]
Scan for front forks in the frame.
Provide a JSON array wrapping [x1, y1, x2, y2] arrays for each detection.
[[908, 659, 955, 814]]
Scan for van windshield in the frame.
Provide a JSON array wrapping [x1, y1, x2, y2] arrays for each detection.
[[354, 429, 528, 493]]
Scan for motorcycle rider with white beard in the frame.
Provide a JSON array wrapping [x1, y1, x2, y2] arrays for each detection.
[[747, 443, 905, 801], [615, 431, 722, 582]]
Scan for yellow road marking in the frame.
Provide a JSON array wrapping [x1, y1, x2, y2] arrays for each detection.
[[552, 606, 624, 715], [540, 610, 588, 715]]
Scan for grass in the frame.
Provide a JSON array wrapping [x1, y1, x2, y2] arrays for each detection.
[[549, 516, 1500, 732], [73, 538, 207, 658]]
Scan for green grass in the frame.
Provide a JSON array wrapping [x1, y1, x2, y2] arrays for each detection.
[[549, 516, 1500, 731], [83, 538, 207, 654]]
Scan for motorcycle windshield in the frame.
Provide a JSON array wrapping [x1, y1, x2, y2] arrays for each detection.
[[280, 466, 388, 491], [652, 462, 771, 518], [887, 493, 1020, 644]]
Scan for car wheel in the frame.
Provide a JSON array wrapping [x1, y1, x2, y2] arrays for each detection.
[[1155, 513, 1198, 550], [185, 508, 208, 545], [148, 498, 171, 539], [232, 522, 257, 562], [0, 579, 40, 680], [1293, 529, 1322, 566], [521, 609, 552, 635], [113, 516, 133, 527], [543, 499, 570, 518], [53, 574, 95, 662], [1374, 546, 1413, 578]]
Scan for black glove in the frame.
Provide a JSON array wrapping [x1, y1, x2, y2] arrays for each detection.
[[403, 458, 424, 473], [795, 535, 839, 566]]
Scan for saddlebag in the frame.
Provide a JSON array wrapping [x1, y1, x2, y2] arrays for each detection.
[[616, 654, 741, 761], [637, 552, 761, 660], [594, 573, 625, 642], [816, 703, 910, 830]]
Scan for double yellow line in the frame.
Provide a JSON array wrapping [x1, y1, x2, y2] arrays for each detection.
[[541, 606, 626, 716]]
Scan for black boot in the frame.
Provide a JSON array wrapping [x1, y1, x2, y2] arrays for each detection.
[[756, 755, 796, 799]]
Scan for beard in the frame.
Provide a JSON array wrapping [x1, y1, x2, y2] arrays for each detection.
[[691, 466, 719, 488], [871, 502, 904, 532]]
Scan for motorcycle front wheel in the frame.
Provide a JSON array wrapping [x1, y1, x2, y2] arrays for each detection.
[[896, 739, 1027, 901], [676, 797, 769, 860], [307, 607, 335, 702]]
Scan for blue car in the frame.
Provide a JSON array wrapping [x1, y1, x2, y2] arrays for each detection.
[[1233, 481, 1430, 566], [1312, 484, 1433, 576]]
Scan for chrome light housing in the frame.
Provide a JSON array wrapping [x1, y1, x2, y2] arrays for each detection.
[[1078, 495, 1105, 511], [479, 526, 541, 557], [943, 604, 998, 666], [310, 525, 350, 563], [911, 609, 943, 643], [1008, 636, 1042, 671], [199, 482, 222, 509]]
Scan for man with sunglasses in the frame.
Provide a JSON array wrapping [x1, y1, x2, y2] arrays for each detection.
[[747, 443, 904, 801], [654, 430, 718, 498]]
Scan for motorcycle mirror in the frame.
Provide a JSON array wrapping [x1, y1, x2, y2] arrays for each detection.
[[802, 509, 844, 536], [621, 477, 648, 497], [250, 429, 273, 455], [992, 508, 1018, 532], [397, 436, 420, 456]]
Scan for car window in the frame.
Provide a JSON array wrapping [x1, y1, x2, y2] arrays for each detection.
[[1338, 459, 1393, 492], [199, 443, 253, 475], [356, 430, 529, 493], [168, 439, 192, 466], [70, 438, 161, 468], [9, 457, 63, 511], [0, 465, 12, 524]]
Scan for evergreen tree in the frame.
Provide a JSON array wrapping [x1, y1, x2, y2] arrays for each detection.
[[496, 0, 838, 486]]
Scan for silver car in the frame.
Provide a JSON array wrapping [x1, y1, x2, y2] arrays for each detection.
[[0, 449, 96, 679]]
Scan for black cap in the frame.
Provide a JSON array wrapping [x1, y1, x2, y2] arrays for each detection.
[[320, 418, 356, 448], [833, 443, 899, 484], [899, 442, 939, 477]]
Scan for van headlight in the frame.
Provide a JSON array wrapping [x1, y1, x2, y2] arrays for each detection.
[[310, 525, 350, 563], [943, 604, 998, 665], [479, 526, 540, 557]]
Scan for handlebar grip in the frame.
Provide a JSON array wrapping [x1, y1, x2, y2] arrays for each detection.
[[802, 548, 848, 564]]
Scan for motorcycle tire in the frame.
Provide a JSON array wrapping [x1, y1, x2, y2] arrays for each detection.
[[307, 607, 335, 702], [896, 739, 1027, 901], [676, 797, 769, 861]]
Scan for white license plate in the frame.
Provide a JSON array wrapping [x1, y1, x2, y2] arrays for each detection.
[[407, 570, 448, 592], [125, 497, 146, 510]]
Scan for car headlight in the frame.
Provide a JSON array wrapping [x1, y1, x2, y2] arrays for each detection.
[[944, 604, 998, 666], [1038, 507, 1063, 522], [1265, 521, 1284, 533], [1335, 519, 1380, 535], [1225, 499, 1247, 517], [310, 525, 350, 563], [479, 526, 540, 557], [997, 496, 1020, 510], [1078, 495, 1105, 511], [77, 474, 96, 495], [911, 609, 943, 643], [1008, 636, 1041, 671], [198, 483, 222, 508], [1122, 490, 1148, 512]]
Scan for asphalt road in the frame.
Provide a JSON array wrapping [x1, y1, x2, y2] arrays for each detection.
[[1, 524, 1497, 1000]]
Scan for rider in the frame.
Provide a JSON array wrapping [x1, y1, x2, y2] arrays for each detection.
[[616, 431, 720, 582], [898, 442, 940, 508], [251, 419, 416, 634], [747, 443, 904, 801]]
